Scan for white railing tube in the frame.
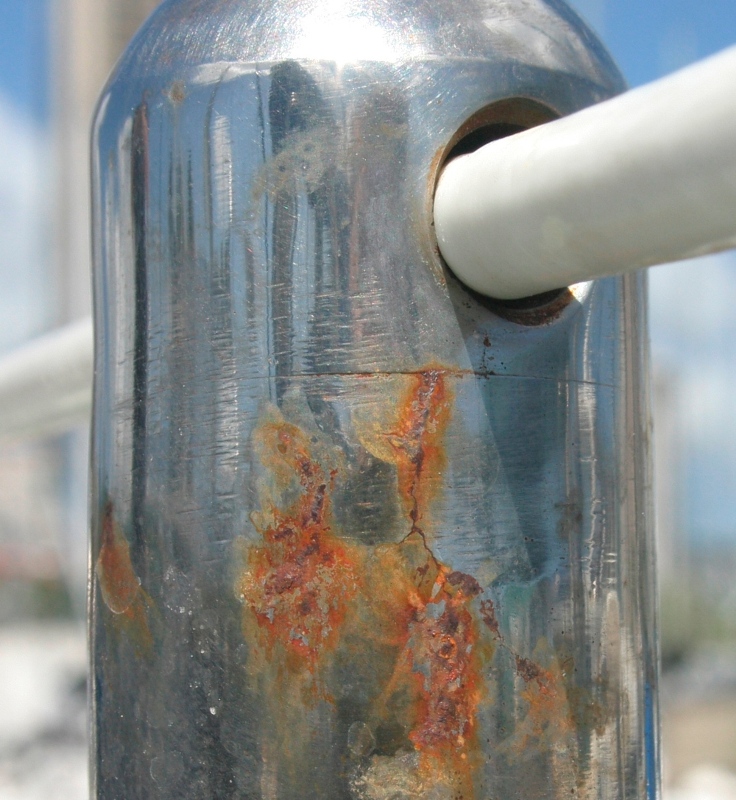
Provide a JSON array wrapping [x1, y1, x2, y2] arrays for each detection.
[[434, 45, 736, 299], [0, 317, 93, 444]]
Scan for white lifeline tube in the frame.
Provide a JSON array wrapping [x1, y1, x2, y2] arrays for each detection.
[[434, 45, 736, 300], [0, 317, 93, 443]]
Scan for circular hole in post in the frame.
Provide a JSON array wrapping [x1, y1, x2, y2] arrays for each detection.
[[435, 99, 574, 325]]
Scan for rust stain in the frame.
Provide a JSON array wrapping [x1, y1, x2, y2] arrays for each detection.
[[567, 682, 609, 737], [515, 654, 548, 685], [476, 288, 575, 327], [386, 367, 453, 528], [95, 500, 153, 655], [354, 367, 486, 797], [237, 411, 360, 680], [515, 652, 573, 749], [409, 571, 483, 754], [479, 598, 501, 638], [356, 538, 486, 798], [354, 366, 454, 531], [561, 657, 610, 738], [480, 596, 575, 752], [238, 368, 587, 797], [387, 369, 482, 781], [167, 80, 186, 105], [406, 569, 484, 795]]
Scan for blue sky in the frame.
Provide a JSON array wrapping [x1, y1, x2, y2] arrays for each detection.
[[0, 0, 51, 352], [569, 0, 736, 86], [0, 0, 49, 123]]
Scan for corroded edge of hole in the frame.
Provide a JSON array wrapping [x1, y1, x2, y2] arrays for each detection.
[[438, 97, 559, 167], [468, 285, 575, 326], [432, 99, 574, 327]]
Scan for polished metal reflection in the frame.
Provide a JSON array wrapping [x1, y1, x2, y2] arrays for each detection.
[[91, 0, 658, 798]]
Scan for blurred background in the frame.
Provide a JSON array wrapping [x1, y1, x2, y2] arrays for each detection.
[[0, 0, 734, 797]]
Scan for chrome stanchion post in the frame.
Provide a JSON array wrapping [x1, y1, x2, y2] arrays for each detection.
[[91, 1, 658, 797]]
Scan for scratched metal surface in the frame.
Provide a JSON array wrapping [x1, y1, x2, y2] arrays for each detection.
[[90, 0, 658, 798]]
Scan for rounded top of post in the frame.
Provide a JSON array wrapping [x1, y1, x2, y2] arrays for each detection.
[[111, 0, 623, 92]]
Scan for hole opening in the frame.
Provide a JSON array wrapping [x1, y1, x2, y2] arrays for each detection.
[[435, 99, 574, 325]]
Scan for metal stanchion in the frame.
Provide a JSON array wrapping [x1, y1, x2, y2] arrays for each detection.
[[90, 0, 658, 797]]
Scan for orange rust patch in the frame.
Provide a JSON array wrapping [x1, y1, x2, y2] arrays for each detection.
[[238, 413, 360, 676], [351, 367, 490, 795], [381, 369, 485, 789], [475, 640, 574, 755], [363, 532, 442, 653], [409, 571, 483, 755], [239, 370, 581, 796], [517, 655, 573, 746], [363, 538, 486, 796], [95, 500, 153, 655], [387, 367, 454, 528]]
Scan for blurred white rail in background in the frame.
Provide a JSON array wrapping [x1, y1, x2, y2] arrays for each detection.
[[0, 317, 93, 444], [434, 45, 736, 299]]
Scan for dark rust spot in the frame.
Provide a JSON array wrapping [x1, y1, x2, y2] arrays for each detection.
[[446, 571, 482, 598], [167, 80, 186, 105], [479, 598, 501, 638], [515, 655, 547, 687], [408, 572, 482, 758], [238, 413, 359, 676], [386, 367, 454, 530], [362, 558, 483, 797], [478, 596, 578, 752], [509, 649, 574, 752]]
